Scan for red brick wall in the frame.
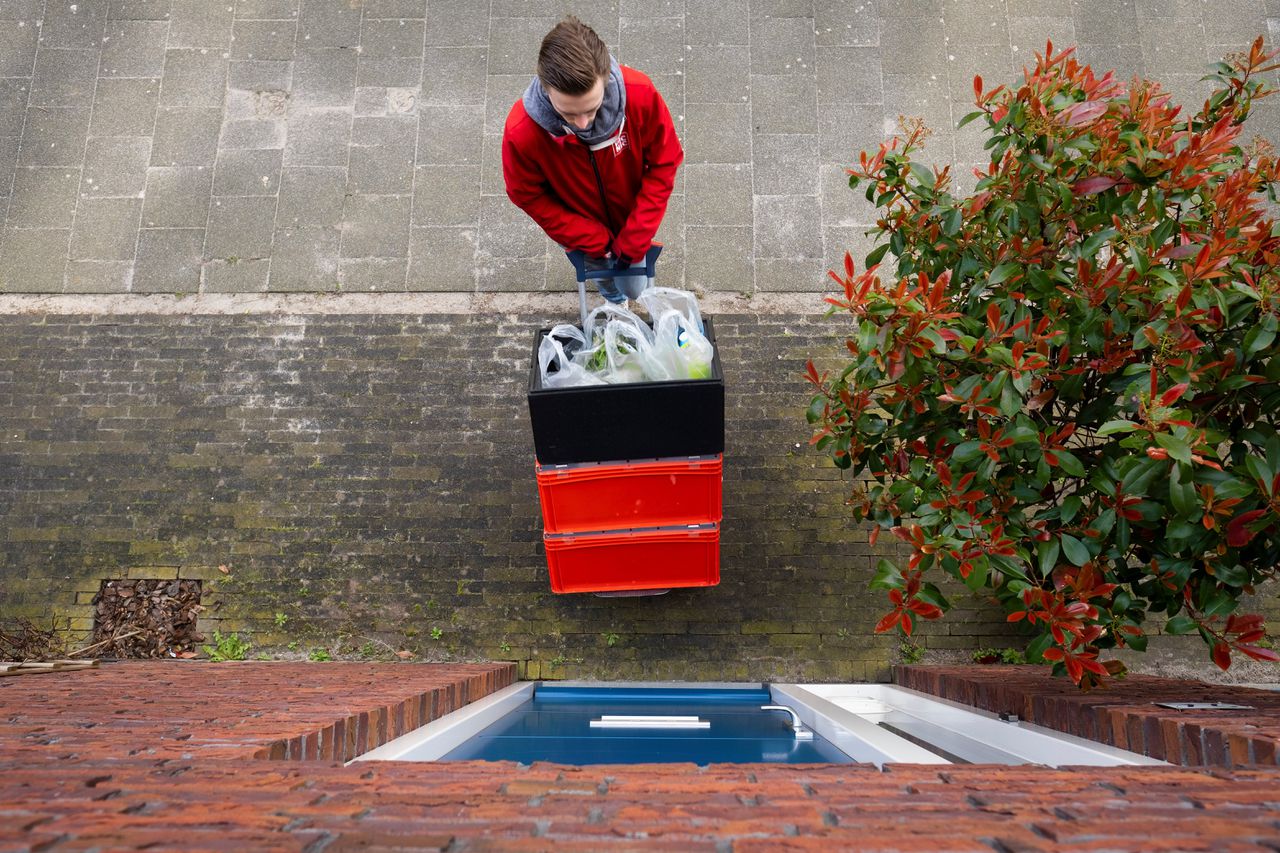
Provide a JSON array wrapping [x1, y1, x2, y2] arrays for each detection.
[[896, 664, 1280, 768], [0, 660, 515, 762], [3, 662, 1279, 850], [3, 755, 1280, 850]]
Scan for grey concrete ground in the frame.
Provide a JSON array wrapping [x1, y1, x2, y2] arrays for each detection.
[[0, 0, 1277, 297]]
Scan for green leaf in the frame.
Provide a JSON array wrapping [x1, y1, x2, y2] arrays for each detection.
[[1060, 496, 1082, 524], [915, 582, 950, 610], [963, 555, 990, 592], [1025, 631, 1054, 662], [989, 553, 1030, 582], [1157, 432, 1192, 466], [1000, 377, 1022, 417], [1245, 454, 1272, 490], [1115, 517, 1130, 552], [1244, 325, 1276, 357], [1080, 227, 1119, 259], [1202, 589, 1235, 618], [921, 327, 948, 354], [1054, 450, 1086, 477], [871, 558, 905, 589], [951, 440, 984, 464], [1212, 562, 1249, 587], [988, 262, 1020, 287], [865, 243, 891, 268], [1165, 614, 1197, 635], [1168, 463, 1198, 519], [957, 110, 985, 128], [1037, 537, 1061, 575], [943, 207, 963, 237], [908, 161, 935, 187], [1060, 534, 1090, 567], [1121, 456, 1164, 497], [1098, 420, 1140, 436]]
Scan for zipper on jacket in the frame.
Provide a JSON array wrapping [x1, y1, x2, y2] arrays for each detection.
[[586, 147, 617, 244]]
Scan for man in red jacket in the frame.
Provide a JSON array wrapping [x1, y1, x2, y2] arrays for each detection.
[[502, 17, 683, 304]]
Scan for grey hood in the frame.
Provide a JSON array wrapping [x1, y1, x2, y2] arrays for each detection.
[[522, 56, 626, 149]]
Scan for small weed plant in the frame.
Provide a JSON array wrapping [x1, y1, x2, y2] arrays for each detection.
[[898, 639, 927, 664], [203, 631, 250, 662], [972, 647, 1027, 664]]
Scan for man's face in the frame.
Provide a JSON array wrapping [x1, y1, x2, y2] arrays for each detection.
[[546, 77, 605, 131]]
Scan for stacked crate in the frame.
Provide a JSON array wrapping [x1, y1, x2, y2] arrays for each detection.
[[527, 319, 725, 595]]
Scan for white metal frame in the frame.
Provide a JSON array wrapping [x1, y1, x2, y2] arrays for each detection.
[[352, 681, 535, 763], [776, 684, 1167, 767]]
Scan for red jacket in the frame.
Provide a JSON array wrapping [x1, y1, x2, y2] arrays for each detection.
[[501, 66, 683, 262]]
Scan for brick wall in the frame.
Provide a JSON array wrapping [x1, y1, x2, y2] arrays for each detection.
[[0, 313, 1018, 680], [897, 665, 1280, 768], [0, 661, 515, 763], [2, 663, 1279, 851]]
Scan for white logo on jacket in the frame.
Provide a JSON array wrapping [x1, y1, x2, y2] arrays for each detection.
[[613, 131, 628, 155]]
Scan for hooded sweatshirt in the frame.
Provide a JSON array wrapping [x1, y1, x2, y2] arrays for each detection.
[[502, 63, 683, 262]]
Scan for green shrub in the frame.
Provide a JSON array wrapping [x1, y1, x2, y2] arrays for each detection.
[[808, 39, 1280, 687]]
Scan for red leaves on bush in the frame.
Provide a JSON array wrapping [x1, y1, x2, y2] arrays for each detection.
[[1226, 509, 1268, 546], [1072, 175, 1119, 195], [1060, 100, 1107, 127], [1042, 645, 1109, 684], [875, 587, 944, 638]]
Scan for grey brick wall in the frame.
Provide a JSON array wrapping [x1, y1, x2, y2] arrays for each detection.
[[0, 312, 1016, 679]]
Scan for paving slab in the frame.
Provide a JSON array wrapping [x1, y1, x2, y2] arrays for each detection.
[[0, 2, 1270, 294]]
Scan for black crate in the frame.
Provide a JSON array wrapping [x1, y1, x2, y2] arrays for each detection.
[[527, 317, 725, 465]]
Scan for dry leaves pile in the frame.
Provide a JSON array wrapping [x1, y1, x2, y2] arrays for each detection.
[[91, 579, 204, 658]]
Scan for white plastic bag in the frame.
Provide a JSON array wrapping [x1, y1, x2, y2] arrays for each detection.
[[636, 287, 703, 335], [538, 329, 604, 388], [650, 309, 715, 380], [599, 320, 675, 383], [582, 303, 654, 351]]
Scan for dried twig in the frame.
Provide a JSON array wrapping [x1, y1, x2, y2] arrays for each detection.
[[67, 629, 145, 659]]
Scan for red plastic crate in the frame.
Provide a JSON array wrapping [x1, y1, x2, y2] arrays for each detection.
[[543, 523, 720, 594], [535, 455, 723, 534]]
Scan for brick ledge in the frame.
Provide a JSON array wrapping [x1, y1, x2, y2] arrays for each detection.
[[895, 664, 1280, 767]]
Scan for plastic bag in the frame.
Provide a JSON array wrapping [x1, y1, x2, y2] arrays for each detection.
[[650, 309, 714, 380], [538, 330, 604, 388], [600, 319, 674, 384], [582, 303, 654, 351], [636, 287, 703, 335]]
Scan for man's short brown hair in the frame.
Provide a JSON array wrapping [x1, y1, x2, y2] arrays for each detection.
[[537, 16, 609, 95]]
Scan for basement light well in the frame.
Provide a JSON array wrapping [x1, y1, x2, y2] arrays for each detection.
[[355, 682, 1167, 768]]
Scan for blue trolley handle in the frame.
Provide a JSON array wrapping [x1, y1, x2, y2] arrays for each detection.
[[566, 244, 663, 332], [565, 243, 663, 281]]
